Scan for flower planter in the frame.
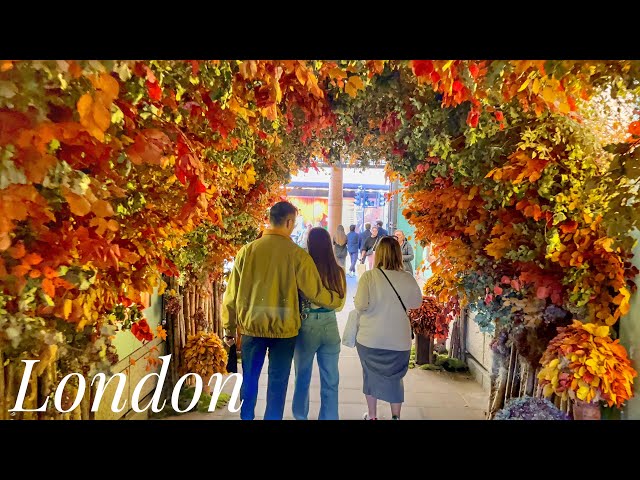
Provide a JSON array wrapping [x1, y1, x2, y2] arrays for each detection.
[[572, 400, 601, 420]]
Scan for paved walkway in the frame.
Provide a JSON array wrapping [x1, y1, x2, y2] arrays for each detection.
[[169, 274, 488, 420]]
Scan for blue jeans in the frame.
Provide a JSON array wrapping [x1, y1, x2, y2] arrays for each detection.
[[292, 311, 341, 420], [240, 335, 297, 420]]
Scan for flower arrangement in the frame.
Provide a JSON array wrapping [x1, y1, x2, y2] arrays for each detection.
[[538, 320, 637, 408], [182, 332, 229, 378], [494, 396, 570, 420], [408, 296, 451, 340]]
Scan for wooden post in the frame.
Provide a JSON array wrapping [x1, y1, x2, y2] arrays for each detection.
[[415, 334, 433, 365], [328, 164, 344, 240]]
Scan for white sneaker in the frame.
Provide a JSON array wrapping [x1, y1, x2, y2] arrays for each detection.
[[363, 413, 377, 420]]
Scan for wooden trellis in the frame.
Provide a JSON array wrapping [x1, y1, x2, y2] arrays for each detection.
[[487, 344, 573, 419]]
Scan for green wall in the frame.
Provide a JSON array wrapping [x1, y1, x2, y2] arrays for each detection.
[[112, 288, 162, 359], [621, 230, 640, 419]]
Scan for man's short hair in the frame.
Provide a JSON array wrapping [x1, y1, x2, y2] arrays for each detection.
[[364, 223, 371, 230], [349, 224, 356, 232], [269, 201, 298, 226], [376, 220, 383, 227]]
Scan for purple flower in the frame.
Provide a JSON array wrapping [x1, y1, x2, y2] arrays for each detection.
[[494, 396, 570, 420]]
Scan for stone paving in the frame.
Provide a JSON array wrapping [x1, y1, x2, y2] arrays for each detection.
[[168, 273, 489, 420]]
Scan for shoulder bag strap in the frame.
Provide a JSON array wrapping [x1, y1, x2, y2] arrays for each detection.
[[377, 267, 407, 314]]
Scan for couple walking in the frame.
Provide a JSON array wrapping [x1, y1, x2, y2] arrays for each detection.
[[221, 201, 421, 420]]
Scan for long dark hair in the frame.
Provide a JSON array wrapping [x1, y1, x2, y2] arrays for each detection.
[[308, 227, 345, 298]]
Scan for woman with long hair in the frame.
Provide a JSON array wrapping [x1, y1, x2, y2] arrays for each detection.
[[333, 224, 348, 269], [354, 236, 422, 420], [293, 227, 346, 420]]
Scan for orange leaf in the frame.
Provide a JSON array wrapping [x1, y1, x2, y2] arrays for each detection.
[[91, 73, 120, 101], [22, 253, 43, 266], [42, 278, 56, 297], [92, 199, 114, 218], [12, 264, 31, 277], [63, 189, 92, 216], [9, 242, 26, 259], [23, 151, 58, 183], [68, 61, 83, 78], [0, 233, 11, 251], [42, 266, 58, 279]]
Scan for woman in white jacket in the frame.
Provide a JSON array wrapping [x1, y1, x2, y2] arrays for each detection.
[[354, 236, 422, 420]]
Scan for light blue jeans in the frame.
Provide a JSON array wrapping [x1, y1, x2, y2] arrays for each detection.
[[292, 310, 341, 420]]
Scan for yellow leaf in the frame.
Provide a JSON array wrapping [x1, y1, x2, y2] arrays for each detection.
[[576, 385, 590, 400], [594, 325, 609, 338], [106, 219, 119, 232], [63, 298, 73, 319], [518, 77, 531, 92], [532, 78, 540, 95], [542, 86, 555, 103], [442, 60, 454, 71], [542, 384, 555, 397], [559, 101, 570, 114]]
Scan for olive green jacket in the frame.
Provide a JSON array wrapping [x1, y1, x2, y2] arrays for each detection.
[[221, 231, 343, 338]]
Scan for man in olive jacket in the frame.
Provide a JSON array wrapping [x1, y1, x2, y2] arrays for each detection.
[[221, 201, 343, 420]]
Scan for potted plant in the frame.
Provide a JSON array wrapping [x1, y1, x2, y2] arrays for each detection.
[[494, 396, 570, 420], [408, 296, 451, 365], [537, 320, 637, 419]]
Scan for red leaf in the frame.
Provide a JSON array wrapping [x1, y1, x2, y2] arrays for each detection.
[[469, 63, 479, 78], [411, 60, 434, 77], [494, 111, 504, 122], [560, 221, 578, 234], [536, 286, 550, 299], [466, 109, 480, 128], [190, 60, 200, 76], [430, 71, 441, 83], [452, 80, 464, 93], [145, 80, 162, 101], [494, 285, 503, 295], [511, 279, 521, 290], [501, 276, 511, 284], [193, 178, 207, 194]]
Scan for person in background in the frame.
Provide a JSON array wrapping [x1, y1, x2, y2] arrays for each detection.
[[298, 223, 312, 251], [360, 225, 381, 270], [376, 220, 388, 238], [358, 222, 371, 252], [293, 227, 346, 420], [346, 224, 360, 278], [333, 224, 348, 269], [353, 236, 422, 420], [221, 201, 343, 420], [394, 230, 414, 275]]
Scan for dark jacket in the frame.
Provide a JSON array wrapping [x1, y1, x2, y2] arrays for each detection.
[[377, 226, 388, 237], [401, 240, 414, 274], [358, 229, 371, 250], [346, 231, 360, 254], [361, 235, 381, 254]]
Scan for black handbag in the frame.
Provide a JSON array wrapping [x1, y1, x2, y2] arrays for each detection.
[[226, 344, 238, 373], [377, 267, 415, 340]]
